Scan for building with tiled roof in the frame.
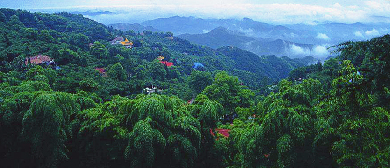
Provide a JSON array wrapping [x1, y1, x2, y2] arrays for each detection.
[[120, 38, 133, 48], [25, 55, 54, 66], [159, 61, 173, 67]]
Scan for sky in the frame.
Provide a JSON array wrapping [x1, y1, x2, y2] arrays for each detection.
[[1, 0, 390, 24]]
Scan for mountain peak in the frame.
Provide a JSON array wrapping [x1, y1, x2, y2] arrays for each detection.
[[243, 17, 254, 22], [208, 26, 228, 34]]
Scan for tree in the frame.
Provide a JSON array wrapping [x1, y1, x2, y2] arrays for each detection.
[[8, 15, 24, 30], [0, 11, 5, 22], [149, 60, 167, 81], [91, 41, 108, 59], [68, 33, 90, 49], [313, 60, 390, 167], [190, 94, 223, 128], [74, 104, 128, 167], [202, 71, 254, 112], [337, 35, 390, 107], [124, 117, 166, 168], [107, 63, 127, 81], [23, 28, 38, 40], [133, 39, 142, 47], [189, 71, 213, 94], [22, 92, 80, 168], [38, 30, 54, 43], [121, 94, 202, 167], [57, 48, 81, 65], [79, 78, 99, 92]]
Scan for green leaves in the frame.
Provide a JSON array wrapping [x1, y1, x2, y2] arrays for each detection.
[[190, 94, 223, 128], [276, 134, 294, 168], [22, 92, 80, 167], [202, 71, 254, 112], [125, 117, 166, 168], [188, 70, 213, 94], [107, 62, 127, 81], [90, 41, 108, 59], [120, 94, 203, 167], [330, 107, 390, 167]]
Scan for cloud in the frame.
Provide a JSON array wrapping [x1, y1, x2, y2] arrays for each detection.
[[313, 45, 329, 57], [290, 44, 309, 56], [333, 3, 342, 8], [26, 0, 390, 24], [316, 33, 330, 40], [365, 29, 380, 37], [364, 0, 390, 12], [288, 44, 329, 58], [239, 27, 255, 36], [354, 31, 364, 38]]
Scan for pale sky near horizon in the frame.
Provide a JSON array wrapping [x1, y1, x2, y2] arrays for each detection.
[[1, 0, 390, 24], [0, 0, 368, 8]]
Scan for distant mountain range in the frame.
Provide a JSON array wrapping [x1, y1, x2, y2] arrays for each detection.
[[71, 10, 114, 16], [178, 27, 313, 57], [109, 23, 160, 32], [138, 16, 389, 44], [109, 16, 390, 58]]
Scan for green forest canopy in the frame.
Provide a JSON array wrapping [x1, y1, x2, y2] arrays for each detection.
[[1, 8, 390, 168]]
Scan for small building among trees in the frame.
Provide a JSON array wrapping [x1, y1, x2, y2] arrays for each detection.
[[25, 55, 55, 66]]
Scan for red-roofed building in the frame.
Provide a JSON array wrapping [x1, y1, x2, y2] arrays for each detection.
[[159, 61, 173, 67], [210, 128, 231, 138], [94, 68, 107, 77], [215, 129, 230, 138], [187, 98, 195, 104], [25, 55, 54, 65]]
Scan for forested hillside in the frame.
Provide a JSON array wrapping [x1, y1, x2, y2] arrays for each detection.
[[1, 8, 390, 168]]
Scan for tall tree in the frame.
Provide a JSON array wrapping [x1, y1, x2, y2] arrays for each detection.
[[202, 71, 254, 112]]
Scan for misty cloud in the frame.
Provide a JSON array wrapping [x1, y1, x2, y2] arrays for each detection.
[[365, 29, 380, 37], [288, 44, 329, 58], [354, 31, 364, 38], [290, 44, 310, 56], [316, 33, 330, 40], [313, 45, 329, 57], [239, 28, 255, 36]]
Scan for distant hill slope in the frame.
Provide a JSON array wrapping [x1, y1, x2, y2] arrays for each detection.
[[142, 16, 217, 35], [142, 16, 296, 38], [0, 8, 113, 41], [178, 27, 313, 57], [109, 23, 160, 32], [178, 27, 256, 49], [216, 46, 316, 82]]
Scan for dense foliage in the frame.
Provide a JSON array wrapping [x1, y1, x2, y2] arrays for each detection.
[[1, 8, 390, 168]]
